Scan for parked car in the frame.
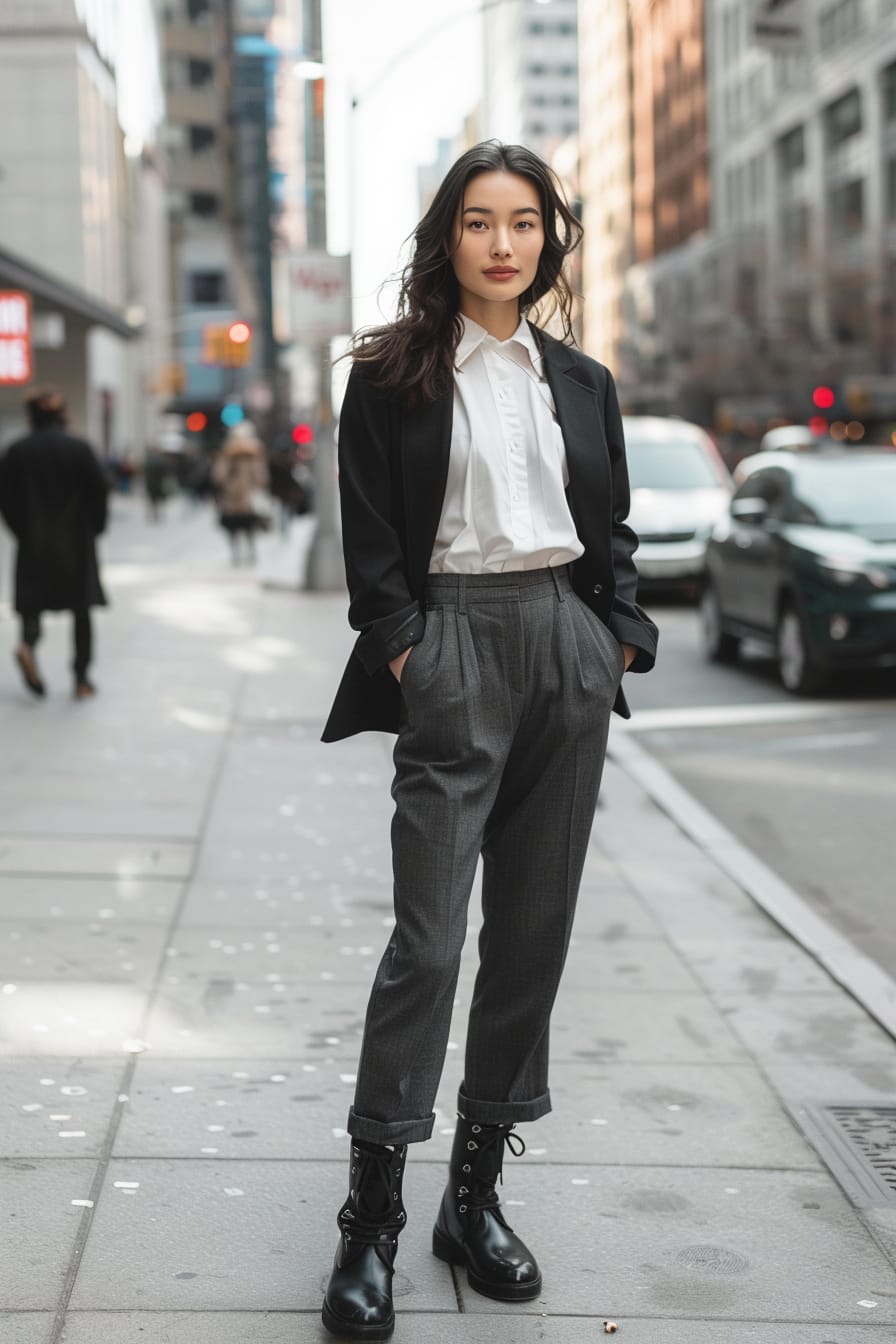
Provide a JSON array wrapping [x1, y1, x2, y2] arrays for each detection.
[[701, 451, 896, 692], [623, 416, 733, 596], [733, 434, 853, 485]]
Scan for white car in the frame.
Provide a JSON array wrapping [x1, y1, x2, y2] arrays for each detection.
[[623, 416, 733, 594]]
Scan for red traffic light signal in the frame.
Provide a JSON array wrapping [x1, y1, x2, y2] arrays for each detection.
[[812, 385, 835, 409], [292, 423, 314, 445]]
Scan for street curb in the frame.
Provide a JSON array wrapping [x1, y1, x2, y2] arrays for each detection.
[[607, 727, 896, 1043]]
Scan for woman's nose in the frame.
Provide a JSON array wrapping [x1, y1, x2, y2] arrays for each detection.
[[491, 231, 513, 257]]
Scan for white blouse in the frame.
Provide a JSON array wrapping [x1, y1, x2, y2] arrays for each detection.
[[429, 315, 584, 574]]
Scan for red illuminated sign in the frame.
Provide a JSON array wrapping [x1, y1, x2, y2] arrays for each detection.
[[0, 291, 32, 385]]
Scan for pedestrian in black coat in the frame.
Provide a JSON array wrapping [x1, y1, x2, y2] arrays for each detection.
[[0, 388, 108, 699]]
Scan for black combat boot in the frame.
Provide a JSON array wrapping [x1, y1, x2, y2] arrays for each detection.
[[322, 1139, 408, 1340], [432, 1114, 541, 1301]]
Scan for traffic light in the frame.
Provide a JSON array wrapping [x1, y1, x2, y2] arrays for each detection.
[[812, 385, 835, 409], [292, 423, 314, 445], [228, 321, 252, 347], [201, 322, 252, 367]]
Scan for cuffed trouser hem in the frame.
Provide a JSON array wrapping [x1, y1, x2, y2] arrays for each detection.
[[457, 1085, 552, 1126], [346, 1105, 435, 1146]]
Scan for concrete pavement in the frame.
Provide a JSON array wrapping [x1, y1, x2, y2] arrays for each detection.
[[1, 498, 895, 1342]]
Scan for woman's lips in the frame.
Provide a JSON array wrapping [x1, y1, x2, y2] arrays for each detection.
[[483, 269, 519, 280]]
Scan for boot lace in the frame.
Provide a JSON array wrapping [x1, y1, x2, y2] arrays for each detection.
[[457, 1124, 526, 1215], [340, 1144, 406, 1247]]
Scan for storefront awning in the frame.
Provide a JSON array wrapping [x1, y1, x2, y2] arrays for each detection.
[[0, 245, 137, 340]]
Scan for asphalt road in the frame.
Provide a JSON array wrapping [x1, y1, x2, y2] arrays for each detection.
[[623, 595, 896, 979]]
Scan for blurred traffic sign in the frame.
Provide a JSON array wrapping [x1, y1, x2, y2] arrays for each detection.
[[0, 291, 32, 385]]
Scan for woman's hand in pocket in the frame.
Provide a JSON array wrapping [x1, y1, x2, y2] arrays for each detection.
[[389, 646, 414, 683], [621, 642, 637, 672]]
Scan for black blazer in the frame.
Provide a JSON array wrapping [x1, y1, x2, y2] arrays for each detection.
[[321, 325, 658, 743]]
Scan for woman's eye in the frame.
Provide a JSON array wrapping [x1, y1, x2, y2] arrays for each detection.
[[468, 220, 486, 230]]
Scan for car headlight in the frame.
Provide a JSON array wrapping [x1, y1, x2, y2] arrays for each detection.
[[815, 555, 890, 589]]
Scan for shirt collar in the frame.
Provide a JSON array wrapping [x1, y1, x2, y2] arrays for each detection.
[[456, 314, 544, 374]]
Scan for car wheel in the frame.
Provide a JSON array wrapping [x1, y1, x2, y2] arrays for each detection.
[[776, 603, 825, 694], [700, 581, 740, 664]]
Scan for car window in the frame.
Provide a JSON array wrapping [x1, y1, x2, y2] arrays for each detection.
[[625, 438, 727, 490], [733, 468, 789, 518], [790, 461, 896, 530]]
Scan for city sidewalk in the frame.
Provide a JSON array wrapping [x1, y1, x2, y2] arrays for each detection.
[[1, 499, 895, 1343]]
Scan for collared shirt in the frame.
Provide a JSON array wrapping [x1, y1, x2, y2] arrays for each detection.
[[429, 314, 584, 574]]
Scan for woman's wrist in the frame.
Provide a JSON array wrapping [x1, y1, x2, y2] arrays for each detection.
[[389, 646, 413, 682]]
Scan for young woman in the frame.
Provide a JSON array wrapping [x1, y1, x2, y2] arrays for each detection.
[[320, 141, 657, 1340]]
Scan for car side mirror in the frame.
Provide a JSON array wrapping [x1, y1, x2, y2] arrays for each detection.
[[731, 496, 769, 525]]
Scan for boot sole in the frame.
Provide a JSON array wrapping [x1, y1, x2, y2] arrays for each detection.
[[432, 1226, 542, 1302], [321, 1299, 395, 1340]]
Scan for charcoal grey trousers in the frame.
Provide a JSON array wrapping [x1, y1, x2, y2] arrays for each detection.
[[347, 565, 624, 1146]]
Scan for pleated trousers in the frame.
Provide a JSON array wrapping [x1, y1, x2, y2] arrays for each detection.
[[347, 565, 623, 1146]]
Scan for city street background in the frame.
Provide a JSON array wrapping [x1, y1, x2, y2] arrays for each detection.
[[2, 0, 896, 1338]]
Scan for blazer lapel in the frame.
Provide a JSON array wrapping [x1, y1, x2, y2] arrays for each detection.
[[400, 383, 453, 590], [539, 332, 612, 539]]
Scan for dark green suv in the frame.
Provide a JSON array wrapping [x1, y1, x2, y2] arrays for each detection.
[[700, 451, 896, 692]]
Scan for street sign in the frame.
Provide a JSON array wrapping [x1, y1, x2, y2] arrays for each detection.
[[280, 251, 351, 342], [0, 291, 32, 386]]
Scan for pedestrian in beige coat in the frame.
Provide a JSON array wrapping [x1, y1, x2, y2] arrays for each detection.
[[211, 424, 270, 565]]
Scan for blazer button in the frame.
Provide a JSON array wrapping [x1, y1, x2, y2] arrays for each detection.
[[592, 584, 603, 595]]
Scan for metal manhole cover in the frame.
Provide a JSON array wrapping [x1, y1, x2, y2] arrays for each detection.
[[791, 1103, 896, 1208]]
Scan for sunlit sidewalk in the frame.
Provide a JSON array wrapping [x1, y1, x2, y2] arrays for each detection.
[[1, 498, 894, 1342]]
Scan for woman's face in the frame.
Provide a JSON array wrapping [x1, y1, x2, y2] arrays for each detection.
[[451, 170, 545, 312]]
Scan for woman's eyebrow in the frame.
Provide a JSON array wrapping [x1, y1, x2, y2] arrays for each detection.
[[462, 206, 541, 216]]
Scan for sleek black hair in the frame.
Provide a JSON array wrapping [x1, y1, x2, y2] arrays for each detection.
[[350, 140, 583, 404]]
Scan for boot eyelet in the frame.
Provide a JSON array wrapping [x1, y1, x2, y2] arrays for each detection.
[[467, 1141, 478, 1151], [472, 1125, 482, 1133], [459, 1204, 467, 1213], [463, 1164, 471, 1172], [393, 1193, 398, 1200]]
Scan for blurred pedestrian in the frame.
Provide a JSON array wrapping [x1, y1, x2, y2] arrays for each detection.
[[142, 446, 171, 522], [0, 387, 108, 700], [319, 141, 658, 1340], [211, 422, 270, 565]]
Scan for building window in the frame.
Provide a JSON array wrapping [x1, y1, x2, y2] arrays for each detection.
[[188, 58, 213, 87], [884, 61, 896, 122], [776, 124, 805, 176], [824, 88, 862, 149], [887, 158, 896, 219], [189, 192, 219, 217], [819, 0, 861, 52], [749, 153, 766, 208], [828, 178, 864, 237], [780, 202, 810, 258], [189, 271, 226, 305], [188, 124, 216, 153]]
